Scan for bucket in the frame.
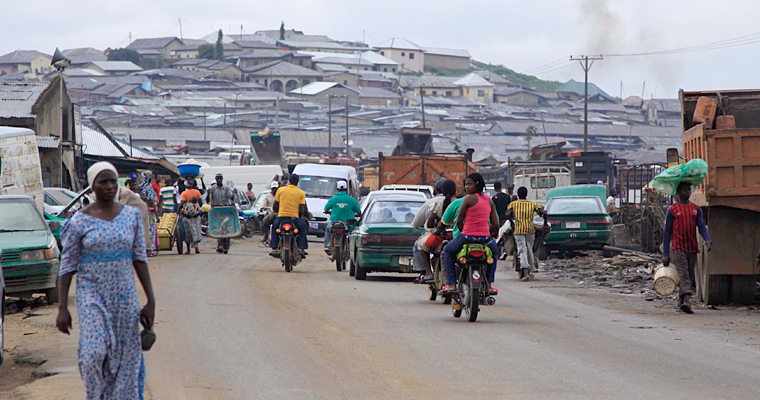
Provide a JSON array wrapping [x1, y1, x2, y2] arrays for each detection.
[[653, 265, 680, 296], [178, 163, 201, 178]]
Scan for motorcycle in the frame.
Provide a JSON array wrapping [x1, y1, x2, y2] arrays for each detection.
[[238, 207, 256, 239], [426, 231, 453, 304], [328, 220, 353, 272], [272, 217, 302, 272], [450, 242, 497, 322]]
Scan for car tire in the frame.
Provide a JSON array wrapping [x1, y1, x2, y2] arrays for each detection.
[[355, 263, 367, 280], [537, 245, 549, 261], [45, 284, 59, 305], [349, 259, 356, 277]]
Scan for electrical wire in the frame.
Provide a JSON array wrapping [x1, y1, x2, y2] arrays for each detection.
[[606, 31, 760, 57], [533, 62, 576, 76], [520, 57, 570, 74]]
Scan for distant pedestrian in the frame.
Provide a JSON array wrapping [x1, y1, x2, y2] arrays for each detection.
[[56, 162, 156, 400], [139, 171, 159, 257], [160, 178, 177, 214], [245, 183, 256, 203], [491, 181, 511, 227], [662, 182, 712, 314], [507, 183, 517, 202], [506, 186, 547, 281]]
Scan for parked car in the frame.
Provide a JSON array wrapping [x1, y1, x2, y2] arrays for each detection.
[[536, 185, 613, 260], [349, 197, 426, 280], [43, 186, 92, 244], [44, 188, 85, 216], [359, 190, 427, 215], [380, 184, 434, 199], [1, 249, 5, 365], [0, 196, 61, 303]]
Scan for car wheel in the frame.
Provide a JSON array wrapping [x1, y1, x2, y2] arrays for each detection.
[[46, 280, 59, 305], [355, 262, 367, 280], [349, 259, 356, 277], [537, 245, 549, 261]]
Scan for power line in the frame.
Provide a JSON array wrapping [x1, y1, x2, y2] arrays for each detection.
[[520, 57, 569, 74], [531, 61, 575, 75], [606, 31, 760, 57]]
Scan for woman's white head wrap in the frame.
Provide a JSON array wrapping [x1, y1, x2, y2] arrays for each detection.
[[87, 162, 118, 188]]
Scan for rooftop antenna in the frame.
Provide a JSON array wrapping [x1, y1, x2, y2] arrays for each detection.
[[179, 18, 183, 41]]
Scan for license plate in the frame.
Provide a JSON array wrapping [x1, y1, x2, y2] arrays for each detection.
[[309, 222, 319, 230], [566, 221, 581, 229], [398, 256, 414, 266]]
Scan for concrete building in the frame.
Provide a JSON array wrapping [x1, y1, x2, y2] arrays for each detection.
[[277, 40, 366, 54], [406, 75, 461, 97], [0, 78, 77, 188], [170, 42, 243, 59], [289, 82, 360, 105], [455, 73, 494, 104], [305, 51, 399, 73], [126, 37, 185, 67], [170, 59, 242, 81], [423, 48, 471, 72], [243, 61, 323, 92], [235, 50, 313, 69], [82, 61, 143, 76], [0, 50, 52, 76], [494, 88, 553, 106], [472, 70, 513, 88], [555, 79, 616, 103], [375, 38, 425, 73], [62, 48, 107, 68]]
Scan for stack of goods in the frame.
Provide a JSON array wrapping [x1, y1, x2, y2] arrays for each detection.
[[157, 213, 177, 249], [651, 159, 708, 196]]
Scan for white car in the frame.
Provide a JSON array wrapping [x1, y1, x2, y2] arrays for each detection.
[[360, 190, 427, 215], [43, 188, 93, 217], [379, 184, 435, 199]]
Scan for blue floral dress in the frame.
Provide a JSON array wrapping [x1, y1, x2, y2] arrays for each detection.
[[60, 205, 147, 399]]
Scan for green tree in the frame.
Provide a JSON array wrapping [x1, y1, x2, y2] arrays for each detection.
[[198, 43, 216, 60], [107, 48, 139, 64], [215, 29, 224, 60], [525, 125, 537, 156], [280, 21, 285, 40]]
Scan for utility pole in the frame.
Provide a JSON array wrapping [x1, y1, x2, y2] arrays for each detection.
[[570, 55, 603, 153], [419, 88, 426, 129], [179, 18, 183, 41], [203, 106, 207, 146], [328, 95, 332, 157], [345, 96, 350, 156], [231, 92, 240, 166]]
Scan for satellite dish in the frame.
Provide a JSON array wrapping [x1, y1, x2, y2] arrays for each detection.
[[51, 47, 70, 71]]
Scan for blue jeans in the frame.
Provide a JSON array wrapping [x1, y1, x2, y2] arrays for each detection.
[[270, 217, 308, 250], [413, 244, 423, 271], [444, 235, 498, 285], [324, 225, 332, 247]]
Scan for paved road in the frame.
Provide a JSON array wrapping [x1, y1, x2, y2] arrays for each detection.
[[145, 238, 760, 400]]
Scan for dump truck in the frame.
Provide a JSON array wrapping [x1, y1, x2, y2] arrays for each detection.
[[679, 89, 760, 305], [378, 152, 476, 190]]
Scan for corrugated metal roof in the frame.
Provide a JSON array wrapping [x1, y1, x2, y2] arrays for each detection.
[[0, 81, 49, 119], [36, 136, 59, 148], [86, 61, 142, 72], [454, 73, 494, 87], [127, 37, 181, 50], [245, 61, 324, 77], [82, 125, 159, 159], [106, 126, 233, 142], [0, 50, 51, 65], [424, 47, 471, 58], [375, 38, 425, 51], [290, 82, 339, 95]]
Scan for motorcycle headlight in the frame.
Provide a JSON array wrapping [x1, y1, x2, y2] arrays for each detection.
[[20, 249, 45, 262]]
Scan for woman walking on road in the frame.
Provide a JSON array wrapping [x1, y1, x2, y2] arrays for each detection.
[[56, 162, 156, 400], [139, 171, 159, 256]]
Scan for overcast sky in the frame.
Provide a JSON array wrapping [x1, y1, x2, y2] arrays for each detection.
[[3, 0, 759, 98]]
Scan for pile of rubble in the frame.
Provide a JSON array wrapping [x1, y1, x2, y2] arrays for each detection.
[[535, 252, 678, 302]]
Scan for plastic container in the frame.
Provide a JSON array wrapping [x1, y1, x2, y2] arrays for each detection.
[[653, 265, 679, 295], [178, 164, 201, 178]]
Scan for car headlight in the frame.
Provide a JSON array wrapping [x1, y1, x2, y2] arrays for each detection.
[[19, 248, 56, 262]]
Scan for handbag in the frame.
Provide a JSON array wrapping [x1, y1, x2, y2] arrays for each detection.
[[140, 314, 156, 351]]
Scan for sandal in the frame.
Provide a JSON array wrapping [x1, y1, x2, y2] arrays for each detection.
[[420, 276, 435, 283], [441, 284, 457, 294]]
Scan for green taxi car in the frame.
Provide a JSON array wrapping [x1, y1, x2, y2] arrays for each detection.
[[0, 196, 61, 303], [349, 197, 426, 280], [536, 185, 613, 259]]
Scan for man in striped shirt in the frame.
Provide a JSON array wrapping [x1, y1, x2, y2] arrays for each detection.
[[662, 182, 712, 314], [506, 187, 547, 281]]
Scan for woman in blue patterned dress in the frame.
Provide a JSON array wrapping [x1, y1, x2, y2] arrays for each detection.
[[56, 162, 156, 400], [139, 171, 159, 257]]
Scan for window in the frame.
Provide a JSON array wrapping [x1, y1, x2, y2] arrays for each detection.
[[384, 68, 387, 72], [530, 176, 557, 189], [380, 51, 384, 55], [432, 91, 437, 95], [401, 52, 405, 56], [264, 79, 268, 85], [303, 79, 310, 85], [421, 90, 426, 95], [477, 90, 485, 97], [392, 68, 396, 72], [343, 80, 347, 85], [445, 91, 452, 97], [299, 60, 303, 66], [409, 53, 414, 59]]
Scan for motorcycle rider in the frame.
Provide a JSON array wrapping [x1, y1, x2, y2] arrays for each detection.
[[270, 174, 308, 257], [441, 173, 499, 295], [323, 180, 361, 255], [259, 181, 279, 243]]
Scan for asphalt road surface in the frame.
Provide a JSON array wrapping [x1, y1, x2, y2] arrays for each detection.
[[144, 238, 760, 400]]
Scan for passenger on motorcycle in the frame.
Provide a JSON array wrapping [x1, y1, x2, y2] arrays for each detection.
[[260, 181, 279, 243], [323, 180, 361, 254], [442, 173, 499, 294], [415, 179, 457, 282], [270, 174, 308, 256]]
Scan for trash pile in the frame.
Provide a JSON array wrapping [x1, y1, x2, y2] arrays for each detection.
[[535, 252, 678, 302]]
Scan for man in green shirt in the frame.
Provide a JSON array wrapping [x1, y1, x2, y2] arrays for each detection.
[[438, 197, 464, 237], [324, 181, 361, 253]]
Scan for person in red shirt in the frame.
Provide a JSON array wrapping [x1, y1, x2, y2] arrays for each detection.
[[662, 182, 712, 314]]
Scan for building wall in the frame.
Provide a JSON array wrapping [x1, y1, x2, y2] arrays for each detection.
[[412, 86, 460, 97], [423, 54, 470, 72], [495, 93, 540, 106], [250, 75, 322, 93], [163, 40, 185, 59], [303, 87, 359, 105], [212, 65, 243, 81], [377, 48, 424, 73], [174, 49, 199, 59], [462, 85, 493, 104], [358, 97, 401, 107], [30, 56, 53, 76], [323, 72, 360, 87]]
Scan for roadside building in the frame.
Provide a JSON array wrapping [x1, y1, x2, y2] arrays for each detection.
[[423, 47, 471, 72], [0, 78, 77, 188], [0, 50, 53, 77], [82, 61, 143, 76], [455, 73, 494, 103], [375, 38, 426, 73], [243, 61, 323, 92]]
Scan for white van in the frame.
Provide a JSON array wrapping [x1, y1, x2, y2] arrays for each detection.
[[0, 127, 43, 212], [200, 165, 282, 194], [292, 164, 359, 236], [512, 165, 572, 206]]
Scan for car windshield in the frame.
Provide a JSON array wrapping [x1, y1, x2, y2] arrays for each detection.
[[365, 201, 423, 224], [45, 189, 77, 205], [298, 176, 341, 198], [547, 197, 603, 214], [0, 198, 47, 231], [253, 191, 270, 209]]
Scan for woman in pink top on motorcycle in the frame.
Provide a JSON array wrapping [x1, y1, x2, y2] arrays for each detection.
[[442, 173, 500, 294]]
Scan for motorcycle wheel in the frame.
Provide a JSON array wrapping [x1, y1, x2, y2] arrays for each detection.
[[452, 306, 462, 318], [244, 220, 255, 238], [465, 280, 480, 323], [428, 286, 437, 301], [283, 248, 292, 273], [334, 246, 342, 272]]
